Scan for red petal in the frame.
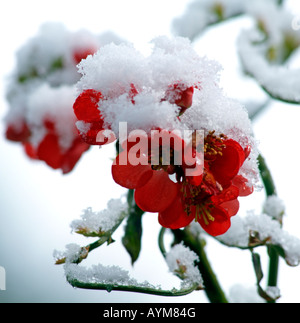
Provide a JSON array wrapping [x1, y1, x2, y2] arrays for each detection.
[[43, 119, 55, 131], [159, 188, 194, 229], [78, 121, 105, 145], [73, 47, 97, 64], [60, 138, 90, 174], [123, 130, 149, 153], [73, 89, 103, 123], [220, 199, 240, 217], [210, 185, 239, 205], [149, 129, 185, 161], [244, 145, 251, 160], [112, 150, 153, 189], [129, 83, 138, 103], [210, 139, 245, 186], [135, 170, 178, 212], [23, 142, 38, 159], [37, 133, 62, 169], [183, 146, 204, 186], [95, 129, 116, 146], [232, 175, 254, 197], [164, 84, 194, 114], [197, 205, 231, 236], [175, 86, 194, 111], [6, 122, 31, 142]]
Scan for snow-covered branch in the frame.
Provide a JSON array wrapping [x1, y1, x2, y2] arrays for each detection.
[[238, 30, 300, 104], [172, 0, 251, 41]]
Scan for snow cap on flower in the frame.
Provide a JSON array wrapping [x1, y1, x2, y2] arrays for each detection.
[[76, 35, 258, 154], [4, 22, 126, 173]]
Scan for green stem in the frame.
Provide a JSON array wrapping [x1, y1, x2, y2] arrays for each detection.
[[55, 210, 127, 265], [172, 228, 228, 303], [267, 246, 280, 287], [257, 154, 277, 196], [258, 154, 280, 303], [67, 277, 200, 297], [158, 227, 167, 258]]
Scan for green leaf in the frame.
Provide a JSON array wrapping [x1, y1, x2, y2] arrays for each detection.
[[122, 190, 144, 265], [251, 251, 279, 302], [122, 206, 144, 265], [252, 252, 264, 284]]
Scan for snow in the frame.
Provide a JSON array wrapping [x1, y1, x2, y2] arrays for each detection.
[[172, 0, 254, 40], [60, 204, 203, 292], [53, 243, 84, 264], [64, 262, 155, 289], [237, 1, 300, 103], [63, 242, 204, 290], [26, 83, 77, 150], [217, 212, 300, 266], [237, 30, 300, 103], [70, 198, 128, 236], [4, 22, 126, 151], [265, 286, 281, 300], [263, 195, 285, 221], [173, 0, 300, 103], [229, 284, 265, 303], [76, 35, 260, 187], [229, 284, 280, 303], [166, 242, 203, 288], [59, 242, 204, 292]]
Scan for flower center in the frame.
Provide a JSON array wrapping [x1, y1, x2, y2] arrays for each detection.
[[180, 171, 223, 224], [204, 131, 227, 160], [181, 182, 216, 224], [150, 145, 176, 171], [196, 202, 215, 225]]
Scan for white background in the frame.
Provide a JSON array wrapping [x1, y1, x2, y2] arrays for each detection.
[[0, 0, 300, 303]]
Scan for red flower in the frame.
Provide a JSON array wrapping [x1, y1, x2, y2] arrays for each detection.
[[73, 85, 137, 145], [163, 83, 201, 115], [73, 89, 103, 123], [112, 129, 188, 211], [5, 121, 31, 143], [158, 184, 240, 236], [112, 130, 253, 236], [22, 119, 89, 174], [73, 89, 106, 145], [35, 132, 89, 174], [73, 46, 98, 65], [6, 116, 90, 173], [159, 134, 253, 236]]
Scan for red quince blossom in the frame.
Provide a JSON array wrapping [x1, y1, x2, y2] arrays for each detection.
[[112, 129, 188, 211], [73, 89, 106, 145], [35, 133, 89, 174], [5, 121, 31, 143], [5, 117, 89, 174], [72, 46, 98, 65], [163, 83, 197, 115], [73, 85, 138, 145], [112, 130, 253, 236]]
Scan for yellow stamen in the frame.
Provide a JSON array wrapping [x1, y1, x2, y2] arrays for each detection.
[[195, 203, 215, 226]]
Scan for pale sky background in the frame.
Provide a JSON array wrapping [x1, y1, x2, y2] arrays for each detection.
[[0, 0, 300, 303]]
